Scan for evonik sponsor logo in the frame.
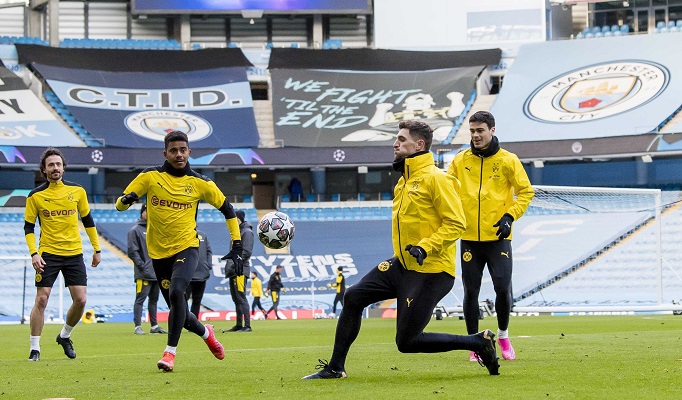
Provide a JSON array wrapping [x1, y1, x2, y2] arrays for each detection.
[[149, 195, 193, 210], [41, 209, 77, 218]]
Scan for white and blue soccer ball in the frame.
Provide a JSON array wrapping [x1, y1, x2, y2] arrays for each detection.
[[258, 211, 295, 249]]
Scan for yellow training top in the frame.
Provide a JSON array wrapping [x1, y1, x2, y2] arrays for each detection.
[[24, 180, 101, 257], [116, 161, 241, 259]]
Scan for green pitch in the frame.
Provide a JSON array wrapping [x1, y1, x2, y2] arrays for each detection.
[[1, 315, 680, 399]]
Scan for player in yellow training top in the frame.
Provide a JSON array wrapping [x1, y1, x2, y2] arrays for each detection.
[[447, 111, 534, 362], [115, 130, 243, 372], [329, 266, 346, 316], [24, 147, 102, 362], [302, 120, 500, 380]]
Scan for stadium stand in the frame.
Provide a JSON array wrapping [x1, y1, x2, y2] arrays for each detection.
[[60, 38, 181, 50], [0, 218, 142, 320], [0, 35, 47, 45], [43, 91, 101, 146]]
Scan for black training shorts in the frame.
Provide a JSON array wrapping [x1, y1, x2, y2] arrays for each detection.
[[35, 252, 87, 287]]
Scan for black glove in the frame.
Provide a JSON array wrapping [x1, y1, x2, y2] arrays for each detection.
[[493, 213, 514, 239], [405, 244, 427, 266], [221, 240, 244, 276], [120, 192, 139, 205]]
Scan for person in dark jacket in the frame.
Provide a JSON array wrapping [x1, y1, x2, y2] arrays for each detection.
[[223, 210, 254, 332], [128, 204, 166, 335], [185, 230, 212, 317], [265, 265, 284, 320]]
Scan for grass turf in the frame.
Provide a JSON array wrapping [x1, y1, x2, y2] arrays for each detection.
[[0, 315, 680, 399]]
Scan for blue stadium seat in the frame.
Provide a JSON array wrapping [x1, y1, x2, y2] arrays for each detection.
[[620, 24, 630, 33], [611, 24, 620, 33], [601, 25, 610, 33], [656, 21, 666, 29], [281, 194, 290, 202], [575, 32, 584, 39], [591, 26, 601, 34]]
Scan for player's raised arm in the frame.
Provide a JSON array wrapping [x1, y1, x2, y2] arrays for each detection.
[[115, 172, 150, 211]]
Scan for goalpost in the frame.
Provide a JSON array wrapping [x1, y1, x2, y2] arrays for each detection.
[[0, 255, 66, 324], [513, 185, 668, 312], [446, 185, 682, 314]]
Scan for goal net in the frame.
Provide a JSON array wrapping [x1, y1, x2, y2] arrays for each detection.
[[452, 185, 682, 313]]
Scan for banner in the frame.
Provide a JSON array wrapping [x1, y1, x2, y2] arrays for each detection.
[[33, 64, 259, 148], [491, 34, 682, 143], [0, 64, 84, 147], [200, 220, 392, 297], [271, 67, 483, 147]]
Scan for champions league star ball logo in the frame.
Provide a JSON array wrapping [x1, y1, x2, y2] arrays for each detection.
[[91, 150, 103, 163], [333, 149, 346, 162], [125, 110, 212, 142], [524, 60, 669, 123]]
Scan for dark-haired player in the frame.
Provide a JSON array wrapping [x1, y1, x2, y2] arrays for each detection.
[[302, 120, 500, 380], [116, 130, 243, 372], [24, 147, 101, 361], [447, 111, 534, 362]]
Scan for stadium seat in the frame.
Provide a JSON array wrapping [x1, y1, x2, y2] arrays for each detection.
[[601, 25, 610, 33], [620, 24, 630, 33], [281, 194, 290, 202], [611, 24, 620, 33], [656, 21, 666, 29]]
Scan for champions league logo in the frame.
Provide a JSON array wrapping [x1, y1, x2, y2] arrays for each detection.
[[124, 110, 212, 141], [524, 61, 669, 123]]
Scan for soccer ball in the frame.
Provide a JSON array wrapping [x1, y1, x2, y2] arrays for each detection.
[[257, 211, 295, 249]]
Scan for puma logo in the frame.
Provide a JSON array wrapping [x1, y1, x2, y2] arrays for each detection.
[[501, 252, 509, 258], [406, 298, 414, 307], [176, 258, 186, 263], [465, 166, 471, 172]]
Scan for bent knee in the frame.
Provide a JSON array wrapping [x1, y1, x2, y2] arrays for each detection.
[[71, 296, 87, 308], [396, 336, 419, 353], [342, 287, 364, 308]]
